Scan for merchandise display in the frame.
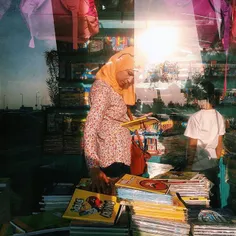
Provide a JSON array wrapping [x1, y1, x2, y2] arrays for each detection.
[[2, 0, 236, 236]]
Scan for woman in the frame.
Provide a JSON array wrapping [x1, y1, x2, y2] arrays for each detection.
[[184, 80, 225, 207], [84, 46, 136, 193]]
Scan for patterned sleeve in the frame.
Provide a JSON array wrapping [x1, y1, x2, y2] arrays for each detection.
[[84, 81, 111, 169]]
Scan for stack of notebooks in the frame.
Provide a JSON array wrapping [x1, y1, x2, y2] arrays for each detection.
[[190, 209, 236, 236], [115, 174, 172, 205], [39, 183, 74, 212], [154, 171, 212, 207], [62, 188, 130, 235], [115, 174, 190, 236], [132, 216, 190, 236], [69, 205, 130, 236]]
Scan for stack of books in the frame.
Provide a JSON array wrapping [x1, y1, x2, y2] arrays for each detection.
[[63, 189, 128, 235], [154, 171, 212, 207], [115, 174, 190, 236], [132, 215, 190, 236], [39, 183, 74, 212], [69, 205, 130, 236], [190, 209, 236, 236], [115, 174, 172, 205]]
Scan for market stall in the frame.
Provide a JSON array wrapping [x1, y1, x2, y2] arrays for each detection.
[[2, 0, 236, 235]]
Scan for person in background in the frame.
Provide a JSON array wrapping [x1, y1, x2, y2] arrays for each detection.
[[84, 46, 136, 194], [131, 98, 142, 117], [184, 80, 225, 208]]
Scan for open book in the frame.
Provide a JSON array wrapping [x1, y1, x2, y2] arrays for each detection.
[[121, 116, 160, 132]]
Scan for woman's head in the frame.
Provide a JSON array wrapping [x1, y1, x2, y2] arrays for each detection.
[[96, 47, 136, 105], [116, 69, 135, 89]]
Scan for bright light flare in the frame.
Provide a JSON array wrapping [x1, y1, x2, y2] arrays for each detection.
[[136, 26, 179, 63]]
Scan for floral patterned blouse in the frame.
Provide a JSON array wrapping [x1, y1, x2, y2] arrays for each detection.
[[84, 80, 131, 169]]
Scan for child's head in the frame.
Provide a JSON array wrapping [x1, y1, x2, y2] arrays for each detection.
[[193, 80, 215, 108]]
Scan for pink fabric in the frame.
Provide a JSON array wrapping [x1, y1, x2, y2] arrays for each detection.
[[60, 0, 80, 50], [223, 54, 228, 97], [0, 0, 11, 20], [163, 0, 221, 49], [20, 0, 99, 49], [221, 0, 231, 52], [52, 0, 99, 49], [20, 0, 55, 48], [231, 1, 236, 48], [84, 80, 131, 169], [232, 7, 236, 44]]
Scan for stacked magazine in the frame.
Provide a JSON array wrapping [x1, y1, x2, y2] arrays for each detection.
[[115, 174, 172, 205], [132, 216, 190, 236], [69, 205, 130, 236], [190, 209, 236, 236], [115, 174, 190, 235], [62, 188, 130, 235], [39, 183, 74, 212], [63, 179, 130, 235], [154, 171, 212, 207]]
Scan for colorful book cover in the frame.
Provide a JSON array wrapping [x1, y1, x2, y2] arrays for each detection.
[[115, 174, 169, 194], [76, 178, 92, 191], [196, 209, 235, 224], [63, 189, 120, 224], [160, 120, 174, 132]]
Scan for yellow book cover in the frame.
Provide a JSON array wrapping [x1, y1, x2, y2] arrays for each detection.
[[181, 196, 208, 201], [160, 120, 174, 131], [133, 208, 186, 218], [121, 116, 159, 131], [120, 195, 186, 211], [115, 174, 169, 194], [63, 189, 120, 224]]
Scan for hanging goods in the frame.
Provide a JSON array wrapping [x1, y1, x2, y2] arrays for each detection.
[[127, 108, 151, 176], [20, 0, 99, 49]]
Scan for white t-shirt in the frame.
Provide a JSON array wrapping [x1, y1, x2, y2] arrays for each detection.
[[184, 109, 225, 171]]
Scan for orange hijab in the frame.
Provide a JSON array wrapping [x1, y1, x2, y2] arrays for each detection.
[[95, 46, 135, 105]]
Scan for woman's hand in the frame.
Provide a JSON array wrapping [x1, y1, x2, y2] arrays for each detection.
[[89, 167, 111, 194]]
